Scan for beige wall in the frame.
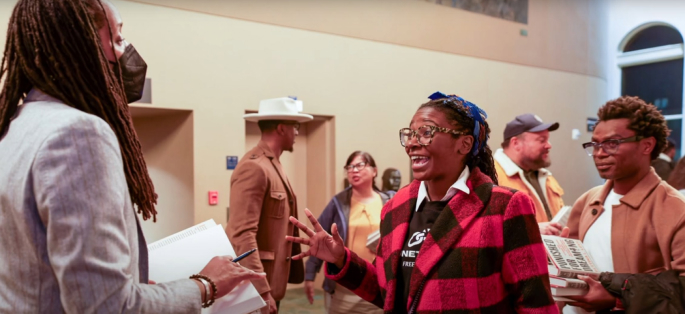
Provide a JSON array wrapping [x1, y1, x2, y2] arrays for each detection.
[[129, 0, 608, 79], [0, 1, 608, 237], [110, 0, 606, 227], [131, 108, 195, 242]]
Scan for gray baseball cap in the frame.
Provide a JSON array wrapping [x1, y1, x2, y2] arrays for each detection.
[[504, 114, 559, 139]]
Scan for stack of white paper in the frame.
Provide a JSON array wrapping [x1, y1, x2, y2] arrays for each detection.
[[148, 220, 266, 314], [551, 205, 572, 227]]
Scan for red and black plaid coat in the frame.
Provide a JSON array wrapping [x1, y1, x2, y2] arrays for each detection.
[[325, 168, 557, 313]]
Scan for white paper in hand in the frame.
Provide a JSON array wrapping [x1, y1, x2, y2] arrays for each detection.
[[148, 220, 266, 314], [551, 206, 572, 227], [366, 230, 380, 254]]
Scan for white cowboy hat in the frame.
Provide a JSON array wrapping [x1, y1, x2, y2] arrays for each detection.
[[244, 97, 314, 122]]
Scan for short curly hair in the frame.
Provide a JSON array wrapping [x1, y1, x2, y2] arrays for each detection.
[[597, 96, 670, 160]]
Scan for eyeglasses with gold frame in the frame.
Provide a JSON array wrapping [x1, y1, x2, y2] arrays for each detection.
[[399, 125, 464, 147]]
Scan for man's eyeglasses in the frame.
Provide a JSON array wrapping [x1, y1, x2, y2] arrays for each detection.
[[582, 136, 643, 156], [281, 122, 300, 131], [344, 162, 367, 172], [399, 125, 464, 147]]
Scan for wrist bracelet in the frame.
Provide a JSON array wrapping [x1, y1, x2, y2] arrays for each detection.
[[190, 274, 218, 308], [195, 277, 211, 303]]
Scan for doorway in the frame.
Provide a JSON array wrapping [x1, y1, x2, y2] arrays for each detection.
[[131, 106, 195, 243]]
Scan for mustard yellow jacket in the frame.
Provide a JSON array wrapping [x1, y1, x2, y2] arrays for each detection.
[[493, 149, 565, 223]]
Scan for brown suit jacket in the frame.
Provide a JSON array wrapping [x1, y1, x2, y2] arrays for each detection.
[[567, 168, 685, 275], [226, 141, 304, 301]]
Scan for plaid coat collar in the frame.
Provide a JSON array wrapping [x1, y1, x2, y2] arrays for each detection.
[[381, 167, 494, 309]]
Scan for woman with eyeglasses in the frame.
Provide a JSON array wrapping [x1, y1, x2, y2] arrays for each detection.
[[287, 92, 556, 313], [304, 151, 389, 314]]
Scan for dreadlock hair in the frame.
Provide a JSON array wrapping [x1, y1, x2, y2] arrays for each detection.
[[597, 96, 670, 161], [419, 98, 498, 185], [0, 0, 158, 221]]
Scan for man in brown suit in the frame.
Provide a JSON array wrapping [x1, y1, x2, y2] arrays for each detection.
[[226, 97, 312, 313], [563, 96, 685, 313]]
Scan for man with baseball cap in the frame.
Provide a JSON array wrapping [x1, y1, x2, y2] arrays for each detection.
[[226, 97, 312, 313], [494, 113, 566, 235]]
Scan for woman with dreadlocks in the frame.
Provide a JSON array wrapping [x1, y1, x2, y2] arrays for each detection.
[[286, 92, 556, 313], [0, 0, 264, 312]]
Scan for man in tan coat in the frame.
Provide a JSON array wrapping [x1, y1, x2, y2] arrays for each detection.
[[494, 113, 565, 235], [226, 97, 312, 313], [563, 96, 685, 313]]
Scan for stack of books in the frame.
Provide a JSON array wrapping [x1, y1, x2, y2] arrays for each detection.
[[542, 235, 600, 302]]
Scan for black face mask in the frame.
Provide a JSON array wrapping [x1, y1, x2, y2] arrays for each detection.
[[110, 44, 148, 103]]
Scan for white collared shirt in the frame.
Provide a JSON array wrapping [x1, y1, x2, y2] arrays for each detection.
[[564, 190, 622, 314], [658, 152, 672, 163], [415, 166, 470, 212], [583, 189, 621, 272], [493, 148, 552, 208]]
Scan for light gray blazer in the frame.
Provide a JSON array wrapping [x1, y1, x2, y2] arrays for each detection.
[[0, 89, 201, 313]]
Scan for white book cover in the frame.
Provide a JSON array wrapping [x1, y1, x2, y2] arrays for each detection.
[[547, 255, 558, 276], [551, 205, 572, 227], [549, 276, 589, 290], [553, 296, 575, 302], [542, 235, 600, 279], [551, 286, 588, 297], [148, 220, 266, 314]]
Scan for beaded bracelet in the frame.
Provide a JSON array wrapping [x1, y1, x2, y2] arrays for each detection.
[[190, 274, 218, 308]]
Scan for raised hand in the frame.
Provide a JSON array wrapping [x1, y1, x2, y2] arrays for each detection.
[[285, 208, 346, 268]]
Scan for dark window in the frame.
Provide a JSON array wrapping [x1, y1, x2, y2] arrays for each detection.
[[624, 26, 683, 52], [621, 25, 683, 159], [621, 58, 683, 116], [667, 119, 682, 159]]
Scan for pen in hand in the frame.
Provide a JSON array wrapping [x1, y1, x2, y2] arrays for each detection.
[[233, 248, 257, 263]]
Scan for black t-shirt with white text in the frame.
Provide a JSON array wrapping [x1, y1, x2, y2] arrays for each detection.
[[394, 200, 447, 313]]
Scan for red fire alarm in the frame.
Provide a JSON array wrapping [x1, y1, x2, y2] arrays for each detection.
[[208, 191, 219, 205]]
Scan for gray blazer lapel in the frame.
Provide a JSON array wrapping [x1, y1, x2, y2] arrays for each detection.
[[134, 212, 149, 283]]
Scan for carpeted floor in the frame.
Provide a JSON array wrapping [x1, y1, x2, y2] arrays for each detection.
[[278, 288, 326, 314]]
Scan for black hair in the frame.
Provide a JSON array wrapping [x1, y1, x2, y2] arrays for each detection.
[[418, 98, 498, 184], [345, 151, 380, 191], [598, 96, 669, 160]]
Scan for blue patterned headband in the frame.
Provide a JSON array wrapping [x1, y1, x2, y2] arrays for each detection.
[[428, 91, 488, 156]]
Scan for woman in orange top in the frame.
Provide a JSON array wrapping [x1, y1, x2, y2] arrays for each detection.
[[304, 151, 389, 314]]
